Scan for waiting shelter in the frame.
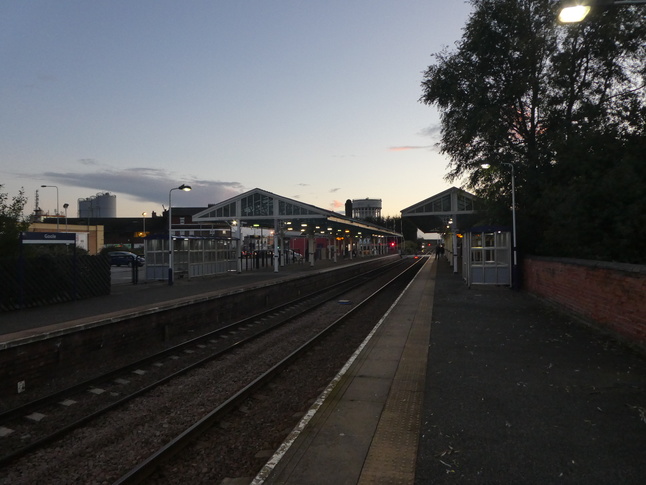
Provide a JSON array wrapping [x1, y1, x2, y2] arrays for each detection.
[[187, 188, 401, 275], [144, 234, 237, 281], [464, 226, 512, 286], [401, 187, 481, 272], [401, 187, 513, 286]]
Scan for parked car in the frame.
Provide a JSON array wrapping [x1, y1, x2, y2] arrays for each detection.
[[108, 251, 145, 267]]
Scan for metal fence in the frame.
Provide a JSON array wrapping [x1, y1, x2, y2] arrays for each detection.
[[0, 254, 111, 311]]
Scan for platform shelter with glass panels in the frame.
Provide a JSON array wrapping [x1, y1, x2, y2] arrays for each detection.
[[190, 188, 401, 274], [401, 188, 513, 286], [144, 234, 237, 281], [401, 187, 481, 272], [465, 226, 512, 286]]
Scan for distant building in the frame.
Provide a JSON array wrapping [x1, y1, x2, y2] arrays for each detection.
[[29, 222, 104, 255], [44, 207, 229, 249], [352, 198, 382, 220], [78, 192, 117, 218]]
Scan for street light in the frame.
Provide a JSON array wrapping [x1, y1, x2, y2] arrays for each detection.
[[63, 203, 69, 231], [481, 163, 517, 288], [142, 212, 147, 236], [168, 184, 192, 285], [558, 0, 646, 23], [559, 4, 591, 22], [40, 185, 59, 232]]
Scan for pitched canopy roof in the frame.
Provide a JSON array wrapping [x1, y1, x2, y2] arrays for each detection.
[[192, 188, 401, 238], [401, 187, 481, 233]]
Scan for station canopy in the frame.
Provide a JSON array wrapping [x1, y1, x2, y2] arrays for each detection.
[[192, 188, 401, 239], [401, 187, 482, 233]]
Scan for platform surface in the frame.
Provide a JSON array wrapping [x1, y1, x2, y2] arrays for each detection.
[[256, 257, 436, 484], [255, 258, 646, 484], [3, 255, 646, 483], [0, 256, 380, 339]]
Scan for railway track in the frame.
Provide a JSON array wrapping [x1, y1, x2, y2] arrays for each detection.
[[0, 257, 424, 483]]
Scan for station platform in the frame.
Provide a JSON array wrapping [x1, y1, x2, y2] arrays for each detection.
[[255, 253, 436, 484], [255, 258, 646, 484], [0, 256, 372, 338], [2, 256, 645, 483]]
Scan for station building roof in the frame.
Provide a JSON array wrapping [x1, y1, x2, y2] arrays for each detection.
[[401, 187, 482, 233], [192, 188, 401, 239]]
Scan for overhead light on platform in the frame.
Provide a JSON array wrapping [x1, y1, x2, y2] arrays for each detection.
[[559, 5, 591, 22]]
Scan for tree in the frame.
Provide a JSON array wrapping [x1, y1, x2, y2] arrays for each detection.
[[0, 185, 29, 257], [420, 0, 646, 262]]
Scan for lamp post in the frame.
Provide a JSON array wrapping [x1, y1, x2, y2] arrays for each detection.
[[482, 163, 517, 288], [142, 212, 147, 236], [41, 185, 59, 232], [231, 220, 242, 273], [63, 203, 69, 231], [168, 184, 192, 285], [506, 163, 518, 286]]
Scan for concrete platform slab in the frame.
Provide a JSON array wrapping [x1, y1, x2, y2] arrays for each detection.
[[256, 258, 436, 484]]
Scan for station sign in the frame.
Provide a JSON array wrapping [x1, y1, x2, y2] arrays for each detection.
[[21, 232, 76, 245]]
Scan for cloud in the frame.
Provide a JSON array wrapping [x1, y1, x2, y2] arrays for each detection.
[[419, 124, 442, 139], [388, 145, 433, 151], [36, 167, 245, 207], [388, 125, 442, 152], [330, 200, 344, 210], [329, 187, 341, 193]]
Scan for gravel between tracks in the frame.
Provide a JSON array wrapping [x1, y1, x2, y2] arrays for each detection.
[[1, 265, 409, 484]]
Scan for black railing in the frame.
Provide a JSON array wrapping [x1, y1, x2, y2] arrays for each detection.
[[0, 254, 111, 312]]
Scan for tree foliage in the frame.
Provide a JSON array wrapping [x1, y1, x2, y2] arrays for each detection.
[[420, 0, 646, 263], [0, 185, 29, 257]]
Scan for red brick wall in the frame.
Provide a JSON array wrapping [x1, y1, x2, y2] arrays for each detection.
[[523, 256, 646, 346]]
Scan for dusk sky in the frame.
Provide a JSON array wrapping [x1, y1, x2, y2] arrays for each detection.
[[1, 1, 473, 219]]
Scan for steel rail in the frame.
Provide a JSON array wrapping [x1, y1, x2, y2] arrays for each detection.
[[113, 258, 424, 484], [0, 259, 409, 467], [0, 259, 399, 422]]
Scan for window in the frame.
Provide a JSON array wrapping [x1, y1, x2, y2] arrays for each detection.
[[214, 202, 236, 218], [457, 194, 475, 211], [279, 200, 317, 216], [242, 193, 273, 216], [470, 231, 510, 267]]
